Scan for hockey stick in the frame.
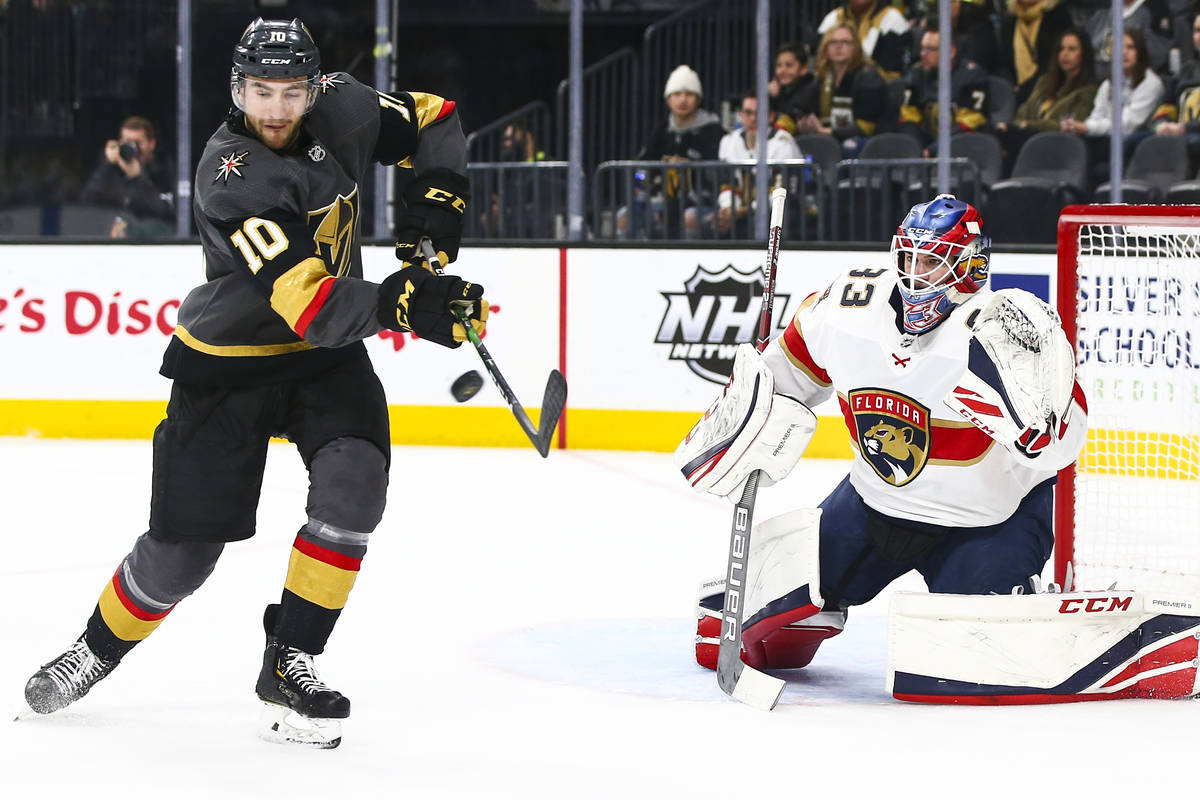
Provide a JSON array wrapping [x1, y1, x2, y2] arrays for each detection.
[[716, 187, 788, 711], [420, 240, 566, 457]]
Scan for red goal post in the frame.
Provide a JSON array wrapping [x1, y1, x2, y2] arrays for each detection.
[[1055, 205, 1200, 593]]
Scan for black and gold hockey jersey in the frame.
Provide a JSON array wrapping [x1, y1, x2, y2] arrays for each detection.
[[162, 72, 465, 385], [898, 59, 990, 144]]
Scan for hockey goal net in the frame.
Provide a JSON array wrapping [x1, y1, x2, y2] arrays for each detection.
[[1055, 205, 1200, 593]]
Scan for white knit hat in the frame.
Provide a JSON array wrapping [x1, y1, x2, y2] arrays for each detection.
[[663, 64, 703, 99]]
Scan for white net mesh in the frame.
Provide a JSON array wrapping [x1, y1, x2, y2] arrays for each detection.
[[1072, 222, 1200, 593]]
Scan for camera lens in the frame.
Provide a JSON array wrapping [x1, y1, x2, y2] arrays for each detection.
[[118, 141, 140, 161]]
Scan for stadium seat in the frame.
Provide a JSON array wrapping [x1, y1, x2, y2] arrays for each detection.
[[1165, 170, 1200, 203], [984, 132, 1089, 244], [858, 132, 924, 161], [1092, 135, 1189, 203], [795, 133, 842, 187], [948, 131, 1004, 205], [833, 133, 923, 241]]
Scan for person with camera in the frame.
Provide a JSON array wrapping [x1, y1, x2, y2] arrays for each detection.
[[81, 115, 176, 236]]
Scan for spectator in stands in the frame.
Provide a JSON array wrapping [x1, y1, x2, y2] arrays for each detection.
[[997, 0, 1075, 107], [897, 27, 991, 152], [1062, 28, 1164, 183], [769, 41, 817, 135], [996, 28, 1098, 173], [816, 0, 911, 80], [1147, 9, 1200, 163], [1084, 0, 1173, 74], [81, 115, 175, 237], [483, 121, 544, 237], [930, 0, 1001, 76], [499, 121, 539, 162], [793, 22, 889, 158], [708, 89, 802, 237], [619, 64, 725, 239]]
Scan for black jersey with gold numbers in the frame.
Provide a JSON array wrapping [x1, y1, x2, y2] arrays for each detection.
[[162, 72, 465, 385]]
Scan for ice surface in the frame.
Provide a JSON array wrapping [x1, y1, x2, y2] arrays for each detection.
[[2, 438, 1194, 799]]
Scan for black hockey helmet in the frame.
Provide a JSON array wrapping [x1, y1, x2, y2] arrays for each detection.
[[230, 18, 321, 112]]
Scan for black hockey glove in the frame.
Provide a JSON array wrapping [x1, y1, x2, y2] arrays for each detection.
[[394, 168, 469, 265], [377, 264, 488, 349]]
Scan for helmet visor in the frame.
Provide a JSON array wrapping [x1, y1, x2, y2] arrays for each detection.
[[231, 74, 318, 115]]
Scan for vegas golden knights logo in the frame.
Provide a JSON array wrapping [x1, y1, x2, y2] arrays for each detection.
[[308, 187, 359, 277], [848, 388, 931, 486]]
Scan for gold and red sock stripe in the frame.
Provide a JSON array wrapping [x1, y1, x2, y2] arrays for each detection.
[[283, 534, 362, 610], [96, 569, 176, 643]]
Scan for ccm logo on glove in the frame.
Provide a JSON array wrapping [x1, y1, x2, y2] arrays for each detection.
[[423, 187, 466, 212], [377, 265, 487, 349]]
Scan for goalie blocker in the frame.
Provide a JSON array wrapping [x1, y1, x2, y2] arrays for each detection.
[[888, 591, 1200, 703], [674, 343, 816, 498]]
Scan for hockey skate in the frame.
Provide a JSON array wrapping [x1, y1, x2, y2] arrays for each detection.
[[255, 605, 349, 749], [24, 635, 118, 715]]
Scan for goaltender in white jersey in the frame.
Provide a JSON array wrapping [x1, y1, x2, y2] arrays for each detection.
[[765, 261, 1086, 528], [683, 195, 1200, 703], [678, 194, 1099, 690]]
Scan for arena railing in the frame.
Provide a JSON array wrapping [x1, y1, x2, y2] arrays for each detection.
[[590, 159, 826, 243], [464, 161, 571, 240], [554, 47, 641, 170], [831, 157, 982, 242], [465, 101, 554, 164]]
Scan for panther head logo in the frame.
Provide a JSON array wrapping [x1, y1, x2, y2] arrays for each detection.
[[862, 422, 924, 484], [848, 389, 931, 486]]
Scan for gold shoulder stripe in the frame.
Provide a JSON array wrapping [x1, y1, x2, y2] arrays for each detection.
[[173, 325, 315, 357], [409, 92, 448, 129]]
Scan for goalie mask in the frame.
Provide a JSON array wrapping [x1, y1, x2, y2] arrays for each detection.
[[230, 17, 321, 114], [890, 194, 991, 334]]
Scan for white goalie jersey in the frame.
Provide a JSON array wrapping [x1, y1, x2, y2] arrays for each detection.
[[762, 266, 1088, 528]]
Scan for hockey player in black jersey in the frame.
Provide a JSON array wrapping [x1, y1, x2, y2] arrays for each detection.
[[23, 18, 485, 748]]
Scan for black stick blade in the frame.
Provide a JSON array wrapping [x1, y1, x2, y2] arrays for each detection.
[[531, 370, 567, 457]]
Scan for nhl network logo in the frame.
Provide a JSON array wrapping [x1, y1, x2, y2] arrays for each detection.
[[655, 264, 789, 383]]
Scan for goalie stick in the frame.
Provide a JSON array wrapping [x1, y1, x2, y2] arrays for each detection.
[[716, 187, 789, 711], [420, 240, 566, 457]]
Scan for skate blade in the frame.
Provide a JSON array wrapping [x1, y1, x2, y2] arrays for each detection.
[[257, 703, 342, 749]]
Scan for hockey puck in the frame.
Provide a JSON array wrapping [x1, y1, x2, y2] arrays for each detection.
[[450, 370, 484, 403]]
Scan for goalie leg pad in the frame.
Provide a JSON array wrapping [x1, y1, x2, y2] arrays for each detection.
[[695, 604, 844, 670], [694, 508, 828, 670], [887, 591, 1200, 704], [674, 343, 816, 498], [748, 610, 845, 670]]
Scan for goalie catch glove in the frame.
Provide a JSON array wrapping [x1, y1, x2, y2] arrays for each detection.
[[376, 260, 488, 349], [674, 343, 816, 498], [394, 169, 469, 265], [945, 289, 1075, 459]]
